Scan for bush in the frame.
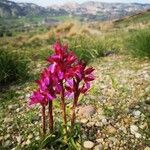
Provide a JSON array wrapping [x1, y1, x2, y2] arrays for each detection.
[[127, 29, 150, 58], [5, 31, 13, 37], [0, 49, 29, 86], [0, 31, 4, 37], [69, 36, 106, 63]]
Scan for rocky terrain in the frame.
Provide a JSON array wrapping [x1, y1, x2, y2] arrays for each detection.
[[0, 54, 149, 149]]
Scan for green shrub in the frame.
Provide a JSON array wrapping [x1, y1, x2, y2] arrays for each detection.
[[69, 36, 106, 63], [0, 49, 29, 86], [0, 31, 4, 37], [126, 29, 150, 58], [5, 31, 13, 37]]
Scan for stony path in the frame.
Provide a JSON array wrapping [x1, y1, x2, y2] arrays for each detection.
[[0, 55, 150, 149], [78, 55, 150, 150]]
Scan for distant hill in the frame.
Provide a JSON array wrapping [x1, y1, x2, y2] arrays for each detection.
[[0, 0, 49, 17], [0, 0, 150, 22], [49, 1, 150, 21], [113, 9, 150, 27]]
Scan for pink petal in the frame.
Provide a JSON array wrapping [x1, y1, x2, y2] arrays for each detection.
[[66, 79, 73, 87], [49, 63, 56, 73]]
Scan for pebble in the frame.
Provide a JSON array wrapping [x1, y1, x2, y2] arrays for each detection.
[[130, 125, 138, 135], [94, 144, 102, 150], [80, 118, 88, 124], [83, 141, 95, 149], [25, 94, 31, 99], [4, 134, 10, 140], [77, 105, 96, 118], [119, 126, 127, 134], [8, 104, 19, 110], [4, 118, 13, 123], [95, 122, 103, 127], [135, 133, 141, 139], [139, 122, 147, 129], [101, 118, 107, 125], [16, 108, 21, 113], [16, 136, 22, 143], [87, 121, 95, 127], [4, 140, 11, 147], [132, 110, 141, 118], [28, 134, 33, 139], [106, 125, 116, 134], [144, 147, 150, 150], [26, 139, 31, 145], [96, 138, 104, 143], [108, 137, 118, 143], [35, 136, 40, 141]]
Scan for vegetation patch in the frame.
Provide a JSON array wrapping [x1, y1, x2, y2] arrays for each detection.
[[0, 49, 29, 86], [126, 29, 150, 58]]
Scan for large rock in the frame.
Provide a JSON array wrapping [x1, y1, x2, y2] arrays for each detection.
[[94, 144, 102, 150], [77, 105, 96, 118], [83, 141, 95, 149]]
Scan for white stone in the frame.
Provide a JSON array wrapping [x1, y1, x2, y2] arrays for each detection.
[[144, 147, 150, 150], [95, 122, 103, 127], [25, 94, 31, 99], [94, 144, 102, 150], [80, 118, 88, 124], [77, 105, 96, 118], [119, 126, 127, 134], [26, 139, 31, 145], [87, 122, 95, 127], [130, 125, 138, 135], [135, 133, 141, 139], [16, 136, 22, 143], [101, 118, 107, 125], [4, 118, 13, 123], [83, 141, 95, 149], [27, 134, 33, 139], [8, 104, 18, 110], [96, 138, 104, 143], [132, 110, 141, 118]]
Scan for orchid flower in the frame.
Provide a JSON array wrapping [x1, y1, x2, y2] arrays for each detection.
[[65, 62, 95, 127], [29, 40, 95, 136]]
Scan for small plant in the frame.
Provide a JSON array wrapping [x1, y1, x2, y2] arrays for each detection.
[[29, 41, 94, 147]]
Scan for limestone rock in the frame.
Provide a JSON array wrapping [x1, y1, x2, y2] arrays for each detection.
[[77, 105, 96, 118], [83, 141, 95, 149]]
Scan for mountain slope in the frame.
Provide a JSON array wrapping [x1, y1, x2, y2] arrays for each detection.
[[50, 1, 150, 21], [0, 0, 150, 22], [0, 0, 49, 17], [113, 9, 150, 27]]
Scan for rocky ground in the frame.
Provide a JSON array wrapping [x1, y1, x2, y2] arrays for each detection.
[[0, 54, 150, 150]]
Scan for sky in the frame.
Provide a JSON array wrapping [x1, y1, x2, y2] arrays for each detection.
[[12, 0, 150, 7]]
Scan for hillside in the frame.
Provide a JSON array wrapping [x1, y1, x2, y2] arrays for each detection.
[[49, 1, 150, 21], [0, 0, 50, 17], [114, 9, 150, 28]]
